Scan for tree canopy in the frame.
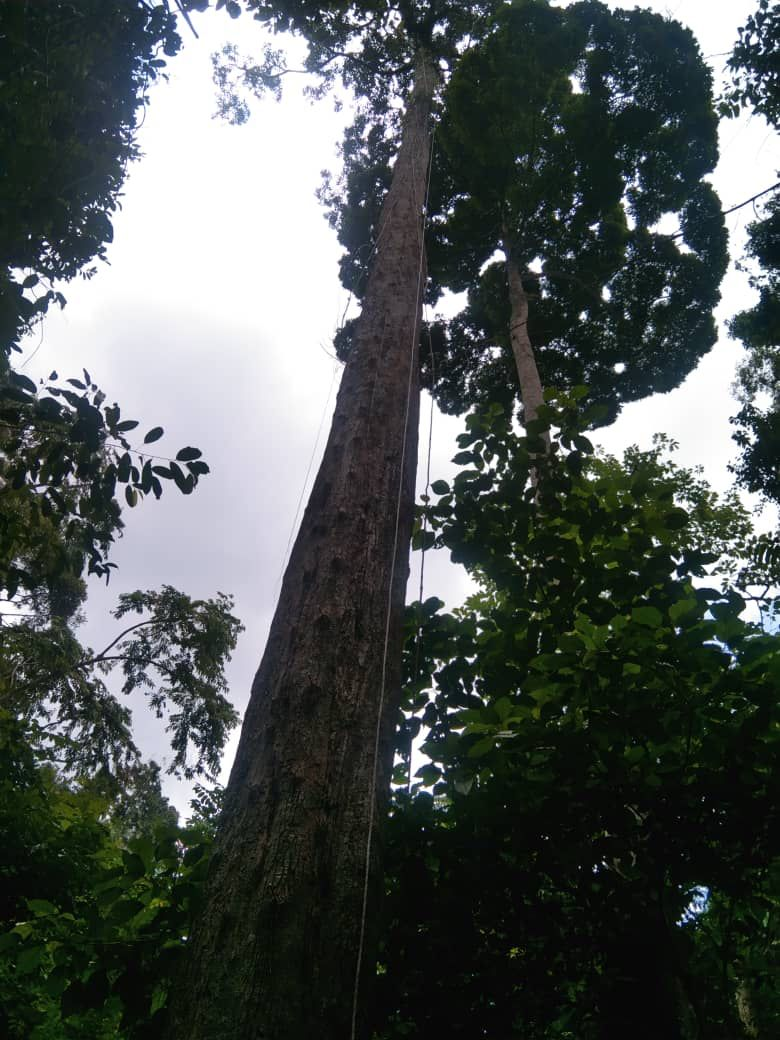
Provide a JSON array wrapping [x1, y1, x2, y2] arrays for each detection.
[[0, 1, 182, 360], [725, 0, 780, 504], [424, 0, 727, 422]]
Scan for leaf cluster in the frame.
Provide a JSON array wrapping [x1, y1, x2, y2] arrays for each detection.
[[723, 0, 780, 124], [0, 720, 216, 1039], [1, 368, 210, 595], [729, 188, 780, 503], [0, 1, 181, 356]]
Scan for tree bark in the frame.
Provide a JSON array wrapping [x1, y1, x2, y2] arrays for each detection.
[[165, 50, 437, 1040], [504, 245, 548, 444], [736, 979, 760, 1038]]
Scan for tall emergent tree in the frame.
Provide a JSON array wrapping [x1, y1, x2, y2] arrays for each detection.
[[169, 2, 728, 1036], [166, 3, 454, 1036]]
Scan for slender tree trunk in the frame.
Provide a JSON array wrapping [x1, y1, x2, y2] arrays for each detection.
[[165, 50, 437, 1040], [502, 243, 550, 471], [503, 246, 547, 432]]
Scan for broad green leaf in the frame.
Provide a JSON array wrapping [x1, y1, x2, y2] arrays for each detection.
[[631, 605, 663, 628], [17, 943, 46, 974], [669, 598, 697, 623], [26, 899, 58, 917], [468, 736, 496, 759], [176, 446, 202, 462]]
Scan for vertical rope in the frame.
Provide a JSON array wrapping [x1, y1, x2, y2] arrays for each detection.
[[275, 362, 340, 592], [350, 71, 437, 1040], [408, 314, 436, 794]]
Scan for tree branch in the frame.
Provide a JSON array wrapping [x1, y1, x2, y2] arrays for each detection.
[[84, 617, 158, 668]]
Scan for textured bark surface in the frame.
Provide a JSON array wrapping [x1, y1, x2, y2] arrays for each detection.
[[736, 980, 759, 1038], [505, 247, 547, 436], [165, 52, 436, 1040]]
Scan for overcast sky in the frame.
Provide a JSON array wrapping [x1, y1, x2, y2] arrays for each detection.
[[20, 1, 779, 813]]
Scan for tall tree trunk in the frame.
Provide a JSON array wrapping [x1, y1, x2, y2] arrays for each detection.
[[165, 50, 437, 1040]]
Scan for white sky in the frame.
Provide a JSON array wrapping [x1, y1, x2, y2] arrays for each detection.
[[19, 1, 779, 814]]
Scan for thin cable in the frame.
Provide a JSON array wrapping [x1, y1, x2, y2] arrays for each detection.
[[350, 91, 437, 1040], [173, 0, 199, 39], [20, 322, 45, 369], [408, 311, 436, 795], [275, 362, 340, 592], [670, 181, 780, 240]]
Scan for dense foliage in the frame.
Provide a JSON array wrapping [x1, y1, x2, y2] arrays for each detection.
[[425, 0, 727, 421], [0, 715, 217, 1040], [0, 1, 181, 360], [0, 7, 240, 1033], [379, 399, 779, 1038], [725, 1, 780, 506], [724, 0, 780, 124], [730, 190, 780, 503]]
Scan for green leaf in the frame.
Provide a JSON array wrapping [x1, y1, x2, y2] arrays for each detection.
[[0, 930, 20, 953], [565, 451, 584, 476], [558, 633, 585, 654], [151, 983, 169, 1016], [17, 943, 46, 975], [176, 446, 203, 462], [26, 899, 58, 917], [96, 884, 124, 909], [144, 426, 164, 444], [669, 598, 697, 623], [412, 528, 436, 552], [452, 451, 475, 465], [117, 452, 132, 483], [663, 508, 689, 530], [44, 966, 69, 999], [631, 605, 663, 628], [468, 736, 495, 759], [414, 763, 443, 786], [107, 898, 145, 925], [122, 850, 147, 879], [9, 371, 37, 394], [169, 461, 195, 494], [430, 479, 450, 495], [128, 835, 155, 871]]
